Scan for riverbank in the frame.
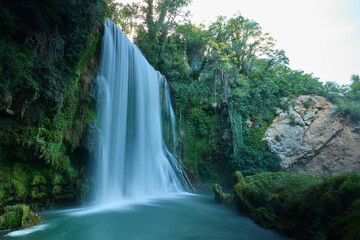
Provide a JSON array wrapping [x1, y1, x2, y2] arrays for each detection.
[[232, 171, 360, 239]]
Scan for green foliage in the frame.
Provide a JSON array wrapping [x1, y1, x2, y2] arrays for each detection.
[[190, 108, 212, 137], [228, 104, 244, 153], [105, 0, 139, 35], [31, 172, 46, 186], [0, 204, 43, 230], [0, 0, 106, 216], [288, 114, 296, 126], [337, 102, 360, 122], [109, 2, 332, 182], [230, 146, 281, 176], [233, 172, 360, 239], [119, 0, 192, 80], [303, 98, 315, 109], [350, 74, 360, 92], [327, 199, 360, 240], [334, 74, 360, 122], [212, 183, 231, 203], [245, 122, 270, 151], [0, 204, 30, 229]]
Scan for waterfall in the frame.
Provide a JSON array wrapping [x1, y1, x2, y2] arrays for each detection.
[[95, 20, 185, 205], [161, 78, 178, 154]]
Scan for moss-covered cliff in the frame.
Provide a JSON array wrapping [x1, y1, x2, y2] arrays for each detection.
[[233, 171, 360, 239], [0, 0, 106, 219]]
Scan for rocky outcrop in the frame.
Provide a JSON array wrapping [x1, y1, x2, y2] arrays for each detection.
[[212, 184, 231, 203], [265, 95, 360, 177], [0, 204, 43, 230]]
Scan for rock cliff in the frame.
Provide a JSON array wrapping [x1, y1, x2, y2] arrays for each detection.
[[0, 0, 106, 216], [265, 95, 360, 177]]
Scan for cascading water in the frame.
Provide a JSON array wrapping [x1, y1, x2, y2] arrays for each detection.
[[161, 78, 178, 155], [95, 20, 185, 205]]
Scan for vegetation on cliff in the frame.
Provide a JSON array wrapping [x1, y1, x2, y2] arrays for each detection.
[[109, 0, 359, 185], [336, 74, 360, 122], [233, 171, 360, 239], [0, 0, 106, 217], [0, 0, 358, 236]]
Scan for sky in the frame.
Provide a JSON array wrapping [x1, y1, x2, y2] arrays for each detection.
[[119, 0, 360, 85]]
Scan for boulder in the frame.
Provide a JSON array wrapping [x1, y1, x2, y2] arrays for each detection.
[[0, 204, 43, 230], [212, 184, 232, 204]]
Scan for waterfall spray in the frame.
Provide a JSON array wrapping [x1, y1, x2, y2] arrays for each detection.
[[95, 20, 186, 205]]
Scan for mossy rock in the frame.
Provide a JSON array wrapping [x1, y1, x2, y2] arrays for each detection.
[[0, 204, 43, 230], [212, 183, 232, 203], [23, 211, 43, 229], [327, 199, 360, 240], [232, 172, 360, 239], [233, 171, 245, 185]]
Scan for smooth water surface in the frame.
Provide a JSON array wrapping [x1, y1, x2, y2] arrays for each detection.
[[0, 192, 290, 240]]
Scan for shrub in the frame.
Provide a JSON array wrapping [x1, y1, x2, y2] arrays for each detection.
[[303, 98, 315, 109], [274, 134, 281, 142], [288, 113, 296, 126], [230, 146, 281, 176], [337, 102, 360, 122]]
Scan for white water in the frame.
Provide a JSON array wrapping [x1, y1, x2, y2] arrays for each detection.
[[95, 20, 184, 206], [4, 224, 50, 237]]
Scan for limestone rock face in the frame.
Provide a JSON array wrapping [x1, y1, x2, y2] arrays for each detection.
[[265, 95, 360, 177]]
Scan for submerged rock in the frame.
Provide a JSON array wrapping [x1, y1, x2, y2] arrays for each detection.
[[0, 204, 43, 230], [212, 184, 232, 203]]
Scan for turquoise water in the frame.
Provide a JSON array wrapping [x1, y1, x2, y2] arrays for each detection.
[[0, 192, 290, 240]]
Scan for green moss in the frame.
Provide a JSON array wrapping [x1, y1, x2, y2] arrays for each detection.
[[52, 185, 62, 199], [230, 146, 281, 176], [31, 172, 46, 186], [245, 122, 270, 151], [11, 164, 30, 200], [0, 204, 29, 229], [212, 183, 231, 203], [23, 211, 43, 229], [53, 173, 64, 185], [328, 211, 360, 240], [0, 204, 43, 230], [0, 0, 106, 212], [31, 186, 48, 200], [233, 171, 245, 185], [253, 207, 277, 229], [233, 172, 360, 239]]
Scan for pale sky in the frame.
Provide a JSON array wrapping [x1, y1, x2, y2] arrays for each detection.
[[119, 0, 360, 85]]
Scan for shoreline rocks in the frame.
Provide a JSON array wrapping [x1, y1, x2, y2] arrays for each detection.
[[212, 184, 232, 203], [0, 204, 43, 230]]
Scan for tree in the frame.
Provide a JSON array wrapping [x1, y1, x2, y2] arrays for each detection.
[[106, 0, 139, 35], [350, 74, 360, 92], [208, 14, 276, 74], [134, 0, 191, 70]]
